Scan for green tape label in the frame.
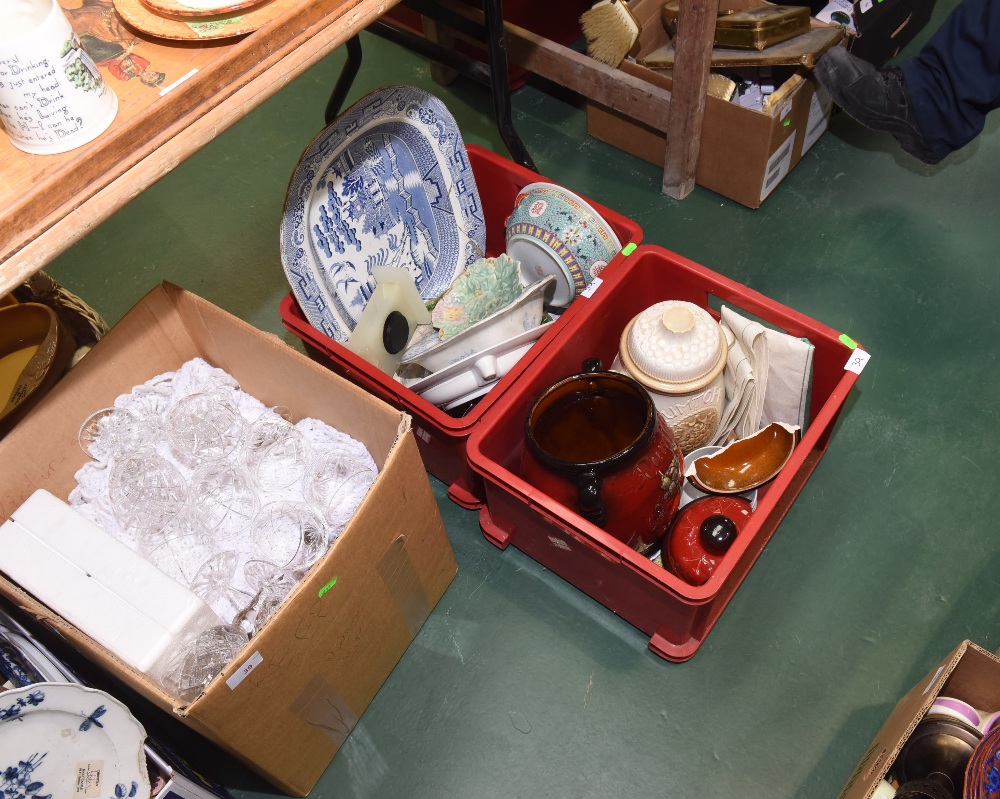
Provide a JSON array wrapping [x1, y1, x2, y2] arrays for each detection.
[[318, 577, 338, 597], [622, 243, 637, 256], [839, 333, 858, 349]]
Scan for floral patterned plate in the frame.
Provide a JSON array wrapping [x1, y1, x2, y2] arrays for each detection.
[[0, 682, 149, 799], [965, 723, 1000, 799], [280, 85, 487, 344]]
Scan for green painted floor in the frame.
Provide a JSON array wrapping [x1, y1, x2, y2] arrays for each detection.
[[39, 2, 1000, 795]]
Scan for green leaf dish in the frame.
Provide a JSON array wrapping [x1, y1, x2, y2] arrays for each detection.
[[431, 254, 523, 340]]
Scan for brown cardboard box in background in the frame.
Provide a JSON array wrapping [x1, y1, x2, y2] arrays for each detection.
[[0, 283, 458, 797], [586, 0, 834, 208], [837, 640, 1000, 799]]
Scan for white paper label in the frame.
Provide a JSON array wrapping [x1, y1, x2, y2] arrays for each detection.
[[548, 536, 571, 551], [760, 135, 795, 202], [860, 0, 873, 12], [923, 665, 946, 694], [844, 349, 871, 374], [581, 277, 603, 299], [802, 88, 832, 155], [227, 650, 263, 690], [74, 762, 103, 798]]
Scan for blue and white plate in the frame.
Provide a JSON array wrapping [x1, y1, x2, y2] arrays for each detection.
[[0, 631, 46, 687], [0, 682, 149, 799], [281, 85, 487, 343]]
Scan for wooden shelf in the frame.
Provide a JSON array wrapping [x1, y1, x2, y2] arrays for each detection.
[[0, 0, 400, 298]]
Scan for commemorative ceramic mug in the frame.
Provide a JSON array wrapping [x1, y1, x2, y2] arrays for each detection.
[[521, 359, 683, 555], [0, 0, 118, 154]]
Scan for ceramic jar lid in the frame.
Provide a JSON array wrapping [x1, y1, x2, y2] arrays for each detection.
[[619, 300, 728, 394]]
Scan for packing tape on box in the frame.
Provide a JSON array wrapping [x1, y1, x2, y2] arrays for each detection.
[[378, 535, 432, 638], [289, 674, 360, 746]]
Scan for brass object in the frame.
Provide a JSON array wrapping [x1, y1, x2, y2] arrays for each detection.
[[715, 5, 811, 50], [661, 1, 811, 51]]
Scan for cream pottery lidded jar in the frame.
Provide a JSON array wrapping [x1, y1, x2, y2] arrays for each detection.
[[612, 300, 728, 453]]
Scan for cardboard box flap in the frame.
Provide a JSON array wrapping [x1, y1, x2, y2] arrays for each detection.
[[837, 641, 1000, 799], [640, 25, 844, 68]]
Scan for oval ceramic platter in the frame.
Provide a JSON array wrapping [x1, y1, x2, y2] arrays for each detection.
[[0, 682, 150, 799], [281, 85, 487, 343]]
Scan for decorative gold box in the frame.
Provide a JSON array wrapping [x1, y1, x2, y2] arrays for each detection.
[[661, 1, 812, 50]]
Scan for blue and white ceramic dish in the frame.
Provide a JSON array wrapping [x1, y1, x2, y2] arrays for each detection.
[[0, 682, 149, 799], [281, 85, 487, 343], [0, 631, 46, 687]]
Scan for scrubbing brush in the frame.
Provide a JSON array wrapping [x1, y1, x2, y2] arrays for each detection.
[[581, 0, 641, 67]]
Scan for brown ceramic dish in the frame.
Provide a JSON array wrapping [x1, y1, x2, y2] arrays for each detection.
[[689, 422, 800, 495], [0, 302, 74, 437]]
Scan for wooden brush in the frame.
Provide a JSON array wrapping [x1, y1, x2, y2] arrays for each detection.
[[581, 0, 641, 67]]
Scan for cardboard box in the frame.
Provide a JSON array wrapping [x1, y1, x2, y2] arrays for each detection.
[[585, 0, 835, 208], [0, 282, 458, 796], [837, 640, 1000, 799]]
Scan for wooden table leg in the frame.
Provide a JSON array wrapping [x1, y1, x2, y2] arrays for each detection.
[[662, 0, 721, 200]]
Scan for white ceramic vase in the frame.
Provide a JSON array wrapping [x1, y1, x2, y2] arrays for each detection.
[[0, 0, 118, 154]]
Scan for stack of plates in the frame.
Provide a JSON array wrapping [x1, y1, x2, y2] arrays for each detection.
[[114, 0, 287, 41], [0, 602, 79, 686], [406, 322, 554, 410]]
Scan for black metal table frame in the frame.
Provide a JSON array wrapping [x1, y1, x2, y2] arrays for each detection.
[[325, 0, 538, 172]]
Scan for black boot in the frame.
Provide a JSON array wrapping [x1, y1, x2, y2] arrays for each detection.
[[814, 46, 941, 165]]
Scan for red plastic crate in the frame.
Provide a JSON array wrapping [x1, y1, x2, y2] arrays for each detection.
[[280, 144, 643, 509], [466, 244, 862, 661]]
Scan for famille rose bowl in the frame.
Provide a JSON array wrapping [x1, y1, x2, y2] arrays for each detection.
[[504, 182, 622, 308]]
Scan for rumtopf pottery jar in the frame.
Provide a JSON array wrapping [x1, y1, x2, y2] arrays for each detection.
[[613, 300, 727, 453], [520, 359, 683, 555]]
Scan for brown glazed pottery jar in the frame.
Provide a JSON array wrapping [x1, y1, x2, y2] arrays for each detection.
[[521, 360, 684, 555]]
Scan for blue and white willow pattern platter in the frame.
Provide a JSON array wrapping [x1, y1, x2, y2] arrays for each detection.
[[0, 682, 149, 799], [280, 85, 487, 343]]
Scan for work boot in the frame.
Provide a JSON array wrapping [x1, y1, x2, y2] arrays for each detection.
[[814, 46, 941, 164]]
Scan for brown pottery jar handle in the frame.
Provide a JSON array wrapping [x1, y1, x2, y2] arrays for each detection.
[[577, 468, 607, 527]]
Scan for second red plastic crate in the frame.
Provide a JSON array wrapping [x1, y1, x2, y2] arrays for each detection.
[[466, 244, 862, 661]]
